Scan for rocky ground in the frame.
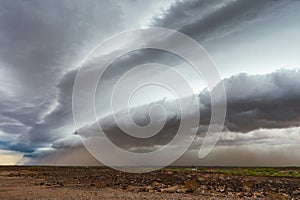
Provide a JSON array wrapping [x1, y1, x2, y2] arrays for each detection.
[[0, 166, 300, 199]]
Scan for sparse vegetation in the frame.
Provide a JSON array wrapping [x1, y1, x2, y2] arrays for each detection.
[[162, 167, 300, 177], [1, 166, 300, 199]]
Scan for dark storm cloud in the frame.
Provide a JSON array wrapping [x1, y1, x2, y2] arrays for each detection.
[[0, 0, 124, 153], [0, 0, 122, 96], [65, 0, 295, 121], [200, 68, 300, 132], [80, 98, 184, 152], [0, 0, 299, 164], [63, 68, 300, 152], [0, 0, 123, 87], [52, 0, 300, 158], [95, 0, 289, 83], [8, 69, 80, 152]]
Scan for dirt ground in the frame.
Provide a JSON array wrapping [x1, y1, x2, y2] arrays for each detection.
[[0, 166, 299, 200]]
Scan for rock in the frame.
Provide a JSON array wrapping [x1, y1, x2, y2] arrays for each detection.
[[160, 186, 179, 193], [56, 181, 64, 186], [253, 192, 264, 198], [199, 185, 208, 190], [279, 188, 286, 193], [151, 181, 161, 187], [243, 186, 251, 192], [217, 185, 226, 193], [229, 188, 237, 193], [178, 188, 193, 193], [270, 187, 277, 192], [293, 190, 300, 196], [138, 187, 149, 192]]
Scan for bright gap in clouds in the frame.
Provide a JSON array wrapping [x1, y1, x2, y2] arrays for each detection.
[[128, 85, 175, 107], [0, 150, 23, 165]]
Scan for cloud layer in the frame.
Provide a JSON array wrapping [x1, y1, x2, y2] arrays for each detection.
[[44, 69, 300, 162], [0, 0, 299, 165], [201, 69, 300, 132]]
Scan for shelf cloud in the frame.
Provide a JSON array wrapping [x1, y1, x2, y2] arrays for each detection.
[[0, 0, 299, 165]]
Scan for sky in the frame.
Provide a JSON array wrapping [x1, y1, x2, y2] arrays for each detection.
[[0, 0, 300, 166]]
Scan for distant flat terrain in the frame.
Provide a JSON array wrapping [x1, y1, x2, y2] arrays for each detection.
[[0, 166, 300, 200]]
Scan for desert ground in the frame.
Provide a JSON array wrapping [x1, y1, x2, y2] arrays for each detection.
[[0, 166, 300, 200]]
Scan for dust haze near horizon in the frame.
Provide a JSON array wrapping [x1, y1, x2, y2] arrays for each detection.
[[0, 0, 300, 166]]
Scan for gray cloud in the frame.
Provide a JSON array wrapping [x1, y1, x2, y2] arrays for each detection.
[[0, 0, 124, 153], [152, 0, 287, 42], [200, 69, 300, 132], [0, 0, 121, 98], [0, 0, 182, 155], [0, 0, 299, 166], [65, 68, 300, 153]]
